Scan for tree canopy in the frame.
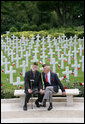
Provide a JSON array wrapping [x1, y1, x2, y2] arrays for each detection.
[[1, 1, 84, 34]]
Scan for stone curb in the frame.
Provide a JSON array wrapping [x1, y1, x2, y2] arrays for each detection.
[[1, 97, 84, 103]]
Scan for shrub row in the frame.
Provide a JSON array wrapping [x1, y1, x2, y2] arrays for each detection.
[[2, 30, 84, 40]]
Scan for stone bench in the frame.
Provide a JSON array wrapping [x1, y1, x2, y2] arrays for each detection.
[[14, 89, 80, 107]]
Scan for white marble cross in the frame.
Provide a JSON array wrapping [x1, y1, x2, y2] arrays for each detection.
[[12, 34, 15, 40], [11, 50, 16, 62], [34, 41, 40, 48], [20, 60, 26, 77], [57, 35, 61, 43], [24, 51, 29, 67], [16, 54, 21, 68], [55, 40, 58, 51], [73, 34, 78, 45], [53, 37, 56, 44], [1, 51, 5, 66], [25, 38, 29, 45], [56, 46, 61, 58], [5, 36, 9, 43], [22, 41, 26, 51], [21, 35, 25, 42], [32, 48, 39, 62], [19, 47, 24, 58], [62, 66, 72, 80], [36, 34, 40, 42], [78, 44, 84, 56], [48, 49, 55, 60], [66, 50, 73, 65], [51, 58, 58, 73], [41, 37, 45, 44], [27, 46, 31, 56], [48, 42, 51, 48], [12, 40, 16, 50], [60, 39, 64, 48], [40, 51, 47, 64], [31, 36, 35, 44], [64, 44, 68, 55], [79, 56, 84, 72], [68, 42, 72, 52], [78, 38, 82, 47], [9, 38, 12, 47], [41, 44, 46, 51], [4, 58, 10, 74], [65, 38, 69, 46], [6, 66, 16, 84], [7, 46, 11, 57], [59, 54, 65, 69], [4, 43, 7, 53], [69, 36, 73, 43], [71, 60, 81, 77], [13, 77, 24, 86], [72, 45, 78, 59], [46, 35, 50, 42], [16, 41, 20, 54]]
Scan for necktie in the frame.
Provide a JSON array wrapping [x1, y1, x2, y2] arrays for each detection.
[[46, 74, 48, 82]]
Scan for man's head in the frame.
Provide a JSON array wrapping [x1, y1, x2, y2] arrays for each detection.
[[42, 64, 51, 74], [31, 62, 38, 72]]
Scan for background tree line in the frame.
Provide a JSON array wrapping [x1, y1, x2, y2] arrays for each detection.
[[1, 1, 84, 34]]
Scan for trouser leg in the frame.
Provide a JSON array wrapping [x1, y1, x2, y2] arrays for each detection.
[[43, 90, 49, 100], [43, 86, 54, 103], [49, 91, 52, 103], [24, 93, 31, 106], [37, 93, 44, 103]]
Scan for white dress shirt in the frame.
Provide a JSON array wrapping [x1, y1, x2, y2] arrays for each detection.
[[46, 71, 51, 84]]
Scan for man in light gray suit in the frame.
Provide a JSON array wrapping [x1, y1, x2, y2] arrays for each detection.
[[42, 64, 66, 111]]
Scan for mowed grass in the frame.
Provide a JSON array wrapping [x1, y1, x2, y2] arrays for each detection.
[[1, 36, 84, 91]]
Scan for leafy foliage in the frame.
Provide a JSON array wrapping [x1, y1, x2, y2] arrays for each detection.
[[1, 1, 84, 34]]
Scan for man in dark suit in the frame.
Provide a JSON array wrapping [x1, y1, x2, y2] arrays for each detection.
[[23, 62, 44, 111], [42, 64, 66, 111]]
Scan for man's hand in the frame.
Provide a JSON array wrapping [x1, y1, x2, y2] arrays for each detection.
[[28, 89, 33, 94], [40, 89, 44, 94], [62, 92, 66, 96]]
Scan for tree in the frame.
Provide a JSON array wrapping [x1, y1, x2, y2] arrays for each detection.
[[37, 1, 84, 26], [1, 1, 84, 33]]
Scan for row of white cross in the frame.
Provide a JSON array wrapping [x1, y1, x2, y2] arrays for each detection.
[[1, 34, 84, 86]]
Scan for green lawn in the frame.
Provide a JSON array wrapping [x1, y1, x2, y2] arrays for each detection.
[[1, 30, 84, 98]]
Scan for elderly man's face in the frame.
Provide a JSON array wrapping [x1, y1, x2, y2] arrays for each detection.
[[43, 66, 50, 73], [32, 65, 38, 72]]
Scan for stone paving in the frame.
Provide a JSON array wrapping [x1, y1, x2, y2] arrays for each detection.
[[1, 98, 84, 123]]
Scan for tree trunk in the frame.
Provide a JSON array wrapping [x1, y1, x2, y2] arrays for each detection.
[[55, 2, 63, 25], [63, 2, 66, 26]]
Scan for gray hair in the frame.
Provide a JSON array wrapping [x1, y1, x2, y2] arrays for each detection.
[[45, 65, 51, 70]]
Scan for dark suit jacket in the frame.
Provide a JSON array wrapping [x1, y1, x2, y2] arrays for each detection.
[[24, 70, 43, 93], [42, 71, 65, 93]]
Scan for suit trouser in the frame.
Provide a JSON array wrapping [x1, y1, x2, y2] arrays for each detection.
[[43, 86, 54, 103], [24, 92, 44, 106]]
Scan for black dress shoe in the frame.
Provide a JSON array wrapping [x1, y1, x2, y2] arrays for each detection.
[[48, 103, 53, 111], [23, 105, 27, 111], [35, 100, 40, 107]]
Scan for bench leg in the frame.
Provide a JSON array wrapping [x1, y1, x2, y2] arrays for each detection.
[[66, 95, 73, 106], [20, 96, 25, 107]]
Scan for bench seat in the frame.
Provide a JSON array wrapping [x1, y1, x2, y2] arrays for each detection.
[[14, 89, 80, 107]]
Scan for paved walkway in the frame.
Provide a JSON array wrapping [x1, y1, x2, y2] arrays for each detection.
[[1, 98, 84, 123]]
